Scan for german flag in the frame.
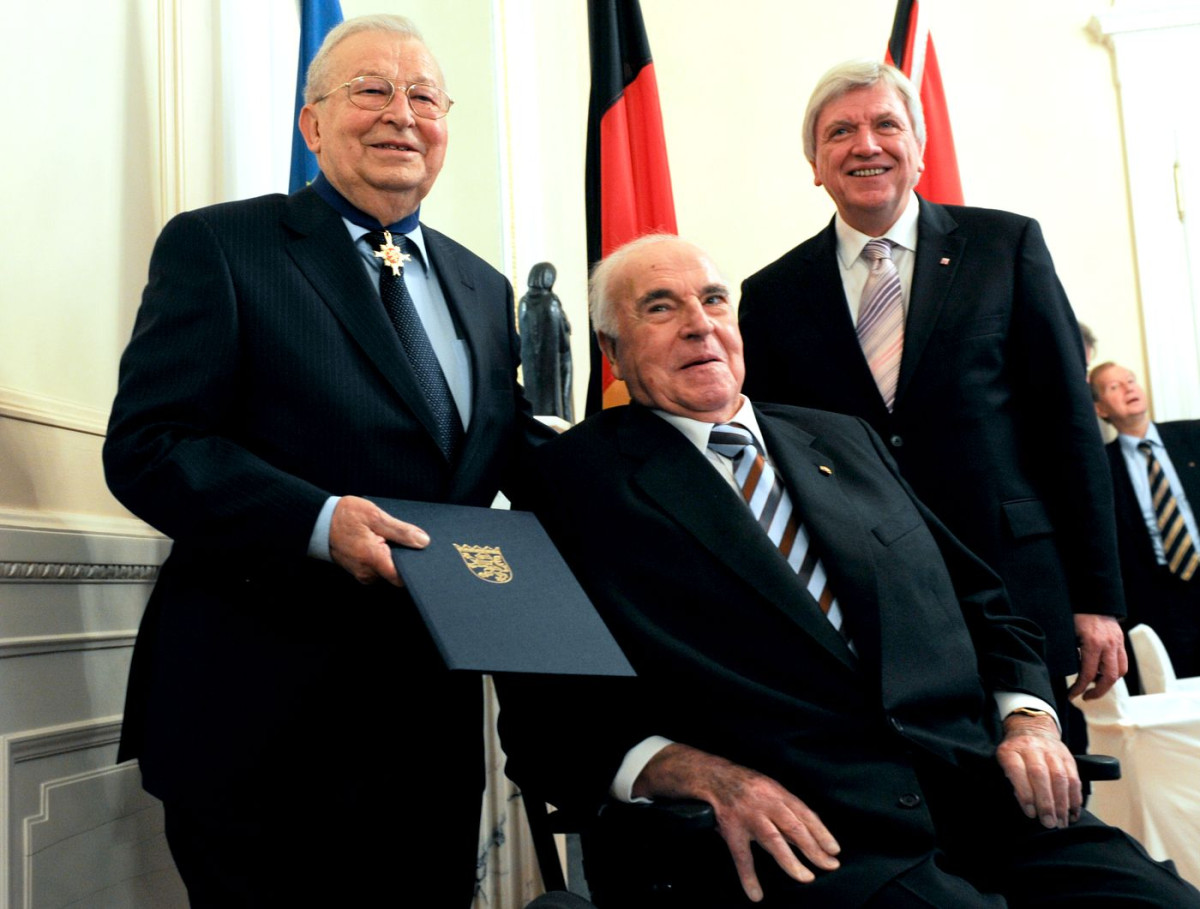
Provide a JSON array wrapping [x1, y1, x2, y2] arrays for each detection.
[[886, 0, 963, 204], [585, 0, 677, 412]]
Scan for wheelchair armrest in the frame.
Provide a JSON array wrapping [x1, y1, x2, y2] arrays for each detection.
[[597, 798, 716, 836], [1076, 753, 1121, 781]]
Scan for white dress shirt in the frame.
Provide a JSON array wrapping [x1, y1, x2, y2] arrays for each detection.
[[835, 191, 920, 324]]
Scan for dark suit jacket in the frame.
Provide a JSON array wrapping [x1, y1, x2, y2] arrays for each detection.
[[500, 403, 1054, 906], [1107, 421, 1200, 677], [739, 199, 1124, 673], [104, 187, 542, 802]]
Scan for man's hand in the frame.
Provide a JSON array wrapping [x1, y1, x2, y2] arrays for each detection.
[[329, 495, 429, 586], [632, 743, 840, 903], [996, 713, 1081, 829], [1067, 613, 1127, 700]]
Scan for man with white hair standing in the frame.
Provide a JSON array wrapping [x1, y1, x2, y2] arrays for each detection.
[[739, 60, 1127, 749], [105, 14, 544, 906]]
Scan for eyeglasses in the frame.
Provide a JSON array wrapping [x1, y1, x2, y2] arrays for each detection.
[[317, 76, 454, 120]]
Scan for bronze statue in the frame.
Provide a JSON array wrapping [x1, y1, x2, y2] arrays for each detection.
[[519, 262, 573, 422]]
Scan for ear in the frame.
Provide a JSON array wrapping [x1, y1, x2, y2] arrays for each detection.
[[299, 105, 322, 154], [597, 333, 622, 381], [811, 159, 823, 188]]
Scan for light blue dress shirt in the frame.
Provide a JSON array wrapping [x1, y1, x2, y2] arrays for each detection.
[[1117, 424, 1200, 565]]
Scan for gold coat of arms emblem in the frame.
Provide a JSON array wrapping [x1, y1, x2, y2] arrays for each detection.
[[453, 544, 513, 584]]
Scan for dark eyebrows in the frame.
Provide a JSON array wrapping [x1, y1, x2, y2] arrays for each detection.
[[634, 283, 730, 309], [635, 288, 675, 309]]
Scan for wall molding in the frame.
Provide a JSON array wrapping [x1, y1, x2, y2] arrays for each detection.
[[0, 562, 158, 584], [2, 718, 124, 767], [0, 632, 139, 661], [0, 507, 165, 544], [0, 386, 108, 437], [0, 718, 126, 908], [1091, 3, 1200, 39]]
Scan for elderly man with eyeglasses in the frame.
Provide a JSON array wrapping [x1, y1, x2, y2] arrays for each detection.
[[104, 14, 547, 906]]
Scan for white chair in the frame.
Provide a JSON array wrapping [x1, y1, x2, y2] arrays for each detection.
[[1128, 623, 1200, 695], [1075, 676, 1200, 885]]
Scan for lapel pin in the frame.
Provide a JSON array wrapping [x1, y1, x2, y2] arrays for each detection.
[[939, 257, 951, 266], [373, 230, 411, 277], [818, 465, 833, 476]]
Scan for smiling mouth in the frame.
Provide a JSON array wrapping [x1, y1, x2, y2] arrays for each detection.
[[373, 142, 418, 153], [682, 356, 722, 369], [850, 167, 888, 176]]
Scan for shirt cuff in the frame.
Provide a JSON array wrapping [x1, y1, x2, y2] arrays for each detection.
[[307, 496, 341, 561], [610, 736, 675, 803], [995, 692, 1060, 735]]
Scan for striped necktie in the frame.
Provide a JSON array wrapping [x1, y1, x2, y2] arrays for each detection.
[[708, 423, 847, 637], [365, 230, 463, 462], [857, 238, 904, 411], [1138, 440, 1199, 580]]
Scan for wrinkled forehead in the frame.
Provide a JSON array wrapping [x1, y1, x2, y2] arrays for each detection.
[[620, 243, 723, 300]]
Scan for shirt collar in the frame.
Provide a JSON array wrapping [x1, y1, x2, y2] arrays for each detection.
[[1117, 421, 1161, 455], [345, 219, 429, 272], [310, 171, 421, 234], [652, 396, 768, 457], [834, 191, 921, 269]]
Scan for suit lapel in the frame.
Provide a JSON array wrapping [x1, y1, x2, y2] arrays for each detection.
[[804, 223, 890, 411], [760, 415, 881, 654], [897, 199, 965, 406], [281, 190, 447, 447], [619, 407, 857, 670], [423, 226, 494, 462]]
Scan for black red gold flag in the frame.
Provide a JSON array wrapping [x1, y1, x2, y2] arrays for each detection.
[[886, 0, 963, 204], [585, 0, 678, 412]]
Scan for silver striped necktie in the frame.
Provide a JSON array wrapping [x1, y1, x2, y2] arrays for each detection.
[[708, 423, 847, 637], [857, 238, 904, 411]]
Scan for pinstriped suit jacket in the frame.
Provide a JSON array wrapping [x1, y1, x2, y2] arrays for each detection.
[[104, 187, 541, 799]]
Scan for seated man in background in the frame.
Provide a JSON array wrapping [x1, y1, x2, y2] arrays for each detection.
[[500, 235, 1197, 907], [1092, 361, 1200, 682]]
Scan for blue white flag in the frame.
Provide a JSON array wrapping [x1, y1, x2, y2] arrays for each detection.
[[289, 0, 344, 193]]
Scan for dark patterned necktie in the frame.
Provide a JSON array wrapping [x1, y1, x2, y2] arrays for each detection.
[[365, 230, 463, 461], [857, 238, 904, 411], [708, 423, 845, 636], [1138, 440, 1199, 580]]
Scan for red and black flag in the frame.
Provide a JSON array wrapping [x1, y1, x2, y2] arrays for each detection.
[[886, 0, 963, 204], [585, 0, 677, 412]]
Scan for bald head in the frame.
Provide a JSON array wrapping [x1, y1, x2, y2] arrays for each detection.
[[590, 235, 745, 423]]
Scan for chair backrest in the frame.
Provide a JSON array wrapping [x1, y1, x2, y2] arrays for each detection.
[[1129, 624, 1177, 694], [1074, 675, 1131, 723]]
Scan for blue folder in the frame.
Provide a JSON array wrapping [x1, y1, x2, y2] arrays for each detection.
[[372, 498, 635, 677]]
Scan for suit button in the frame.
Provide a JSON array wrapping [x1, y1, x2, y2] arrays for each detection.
[[897, 793, 922, 809], [889, 434, 904, 448]]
